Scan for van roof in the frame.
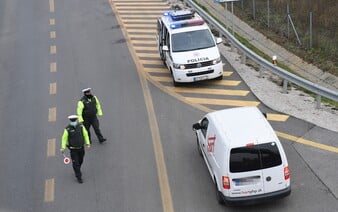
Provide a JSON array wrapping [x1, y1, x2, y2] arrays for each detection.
[[207, 107, 278, 148]]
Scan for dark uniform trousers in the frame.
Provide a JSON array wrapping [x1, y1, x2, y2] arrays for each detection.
[[70, 147, 85, 179], [83, 116, 104, 142]]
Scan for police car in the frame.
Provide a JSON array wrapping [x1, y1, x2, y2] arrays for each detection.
[[156, 8, 223, 86]]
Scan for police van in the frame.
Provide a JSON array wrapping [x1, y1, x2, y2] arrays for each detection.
[[156, 9, 223, 86], [192, 107, 291, 205]]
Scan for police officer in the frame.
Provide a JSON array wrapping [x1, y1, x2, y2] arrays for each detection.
[[77, 88, 106, 143], [61, 115, 90, 183]]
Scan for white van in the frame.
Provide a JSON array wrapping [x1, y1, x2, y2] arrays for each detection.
[[192, 107, 291, 205], [156, 8, 223, 86]]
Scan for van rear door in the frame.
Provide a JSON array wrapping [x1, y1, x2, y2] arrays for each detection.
[[229, 146, 265, 197], [259, 142, 285, 193]]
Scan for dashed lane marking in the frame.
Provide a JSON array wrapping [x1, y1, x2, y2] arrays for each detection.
[[49, 83, 57, 95], [49, 19, 55, 25], [50, 31, 56, 39], [44, 178, 55, 202], [47, 139, 56, 157], [48, 107, 56, 122], [50, 45, 56, 54], [50, 62, 57, 72], [49, 0, 54, 13]]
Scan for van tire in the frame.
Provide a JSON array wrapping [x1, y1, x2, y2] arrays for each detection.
[[196, 135, 202, 157], [215, 180, 225, 205]]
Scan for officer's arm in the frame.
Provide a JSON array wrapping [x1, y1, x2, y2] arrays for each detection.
[[95, 96, 103, 116], [82, 125, 90, 145], [61, 129, 69, 150], [77, 101, 85, 122]]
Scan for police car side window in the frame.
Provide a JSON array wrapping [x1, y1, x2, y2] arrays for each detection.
[[162, 26, 167, 45], [157, 20, 161, 37], [201, 118, 209, 137], [165, 31, 170, 47]]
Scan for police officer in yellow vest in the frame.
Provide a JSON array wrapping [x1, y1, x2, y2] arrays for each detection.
[[77, 88, 106, 143], [61, 115, 90, 183]]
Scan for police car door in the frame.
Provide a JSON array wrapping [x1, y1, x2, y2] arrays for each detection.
[[156, 19, 165, 61], [163, 30, 173, 68]]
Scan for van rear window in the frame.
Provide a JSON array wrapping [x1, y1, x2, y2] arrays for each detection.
[[230, 142, 282, 173]]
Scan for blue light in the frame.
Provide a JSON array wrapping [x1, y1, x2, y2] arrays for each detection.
[[170, 23, 182, 29]]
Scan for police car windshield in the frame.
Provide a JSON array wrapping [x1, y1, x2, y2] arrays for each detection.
[[171, 29, 215, 52]]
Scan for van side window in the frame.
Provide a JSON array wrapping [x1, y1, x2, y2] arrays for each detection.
[[200, 118, 209, 137]]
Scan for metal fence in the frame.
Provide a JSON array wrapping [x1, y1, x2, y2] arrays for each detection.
[[234, 0, 338, 72], [180, 0, 338, 107]]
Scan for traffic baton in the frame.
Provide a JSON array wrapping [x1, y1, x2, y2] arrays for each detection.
[[62, 153, 71, 165]]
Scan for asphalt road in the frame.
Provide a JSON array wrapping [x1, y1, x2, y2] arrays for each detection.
[[0, 0, 337, 211]]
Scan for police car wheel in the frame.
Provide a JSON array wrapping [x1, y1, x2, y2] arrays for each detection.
[[172, 78, 180, 87], [215, 75, 223, 80], [196, 134, 202, 157], [215, 180, 225, 205]]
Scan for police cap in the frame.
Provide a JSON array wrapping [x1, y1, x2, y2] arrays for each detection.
[[68, 115, 78, 121], [82, 88, 91, 93]]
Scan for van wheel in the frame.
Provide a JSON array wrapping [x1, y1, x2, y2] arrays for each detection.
[[215, 180, 225, 205], [196, 135, 202, 157]]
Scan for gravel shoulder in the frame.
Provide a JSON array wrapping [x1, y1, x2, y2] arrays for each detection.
[[219, 44, 338, 133]]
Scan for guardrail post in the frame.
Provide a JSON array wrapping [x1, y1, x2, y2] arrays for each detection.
[[316, 95, 321, 109], [241, 53, 246, 64], [259, 65, 264, 78], [282, 79, 288, 93], [230, 42, 235, 52]]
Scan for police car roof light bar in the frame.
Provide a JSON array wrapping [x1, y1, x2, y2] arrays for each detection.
[[163, 10, 195, 21], [170, 19, 205, 29]]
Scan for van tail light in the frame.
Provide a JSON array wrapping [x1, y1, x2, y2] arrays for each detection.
[[222, 176, 230, 189], [284, 166, 290, 180]]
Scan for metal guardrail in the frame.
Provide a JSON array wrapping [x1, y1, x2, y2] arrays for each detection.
[[182, 0, 338, 107]]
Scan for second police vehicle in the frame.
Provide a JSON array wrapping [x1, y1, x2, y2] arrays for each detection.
[[157, 8, 224, 86]]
